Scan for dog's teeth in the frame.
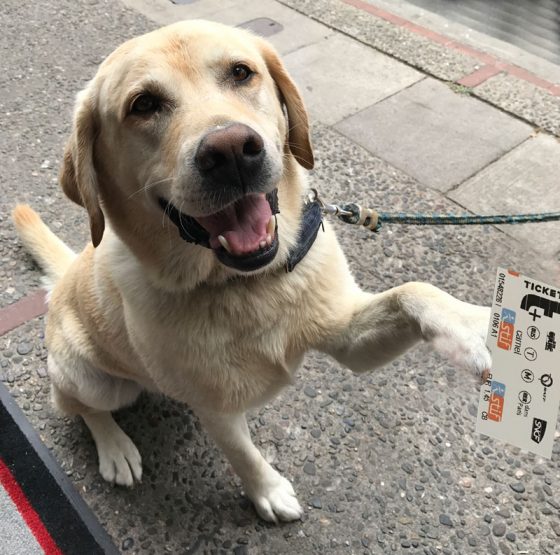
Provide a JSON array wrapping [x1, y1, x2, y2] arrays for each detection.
[[266, 234, 272, 246], [259, 240, 267, 249], [218, 235, 232, 253], [266, 215, 276, 237]]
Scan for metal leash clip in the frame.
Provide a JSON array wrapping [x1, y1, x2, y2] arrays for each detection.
[[307, 188, 353, 217]]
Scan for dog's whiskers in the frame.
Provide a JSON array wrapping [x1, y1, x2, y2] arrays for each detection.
[[177, 200, 191, 239], [286, 121, 306, 134], [285, 141, 309, 153], [160, 198, 174, 230], [128, 176, 175, 200]]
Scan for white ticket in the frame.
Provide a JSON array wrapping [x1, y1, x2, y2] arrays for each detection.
[[476, 268, 559, 457]]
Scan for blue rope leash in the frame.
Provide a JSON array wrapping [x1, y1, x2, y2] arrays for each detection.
[[338, 202, 560, 231], [307, 190, 560, 231]]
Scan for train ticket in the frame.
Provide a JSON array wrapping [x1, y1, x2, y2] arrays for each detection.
[[476, 268, 559, 457]]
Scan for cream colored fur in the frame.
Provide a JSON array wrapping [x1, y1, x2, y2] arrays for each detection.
[[13, 205, 76, 283], [12, 20, 491, 523]]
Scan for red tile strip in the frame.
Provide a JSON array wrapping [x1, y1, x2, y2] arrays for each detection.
[[341, 0, 560, 95], [0, 290, 47, 337], [506, 65, 560, 95], [458, 65, 503, 88]]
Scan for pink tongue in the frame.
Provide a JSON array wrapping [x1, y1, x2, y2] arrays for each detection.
[[196, 193, 272, 255]]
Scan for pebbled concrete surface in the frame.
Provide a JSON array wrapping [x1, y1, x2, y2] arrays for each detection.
[[4, 119, 560, 553], [475, 72, 560, 138], [0, 0, 149, 308], [9, 312, 560, 555], [2, 0, 560, 554]]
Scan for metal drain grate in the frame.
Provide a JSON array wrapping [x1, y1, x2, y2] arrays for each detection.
[[238, 17, 284, 37], [405, 0, 560, 65]]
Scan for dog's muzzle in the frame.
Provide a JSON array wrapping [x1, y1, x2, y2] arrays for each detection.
[[159, 190, 280, 272]]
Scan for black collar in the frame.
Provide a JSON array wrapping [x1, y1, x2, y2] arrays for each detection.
[[284, 199, 323, 272], [160, 190, 323, 272]]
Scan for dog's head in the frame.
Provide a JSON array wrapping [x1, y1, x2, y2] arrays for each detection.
[[60, 20, 313, 276]]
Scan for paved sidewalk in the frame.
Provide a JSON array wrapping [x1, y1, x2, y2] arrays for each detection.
[[2, 0, 560, 554]]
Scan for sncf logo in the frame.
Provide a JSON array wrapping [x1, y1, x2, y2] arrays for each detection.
[[497, 308, 516, 350], [531, 418, 547, 444], [488, 381, 506, 422]]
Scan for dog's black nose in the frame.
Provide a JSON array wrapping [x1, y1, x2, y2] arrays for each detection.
[[195, 123, 265, 189]]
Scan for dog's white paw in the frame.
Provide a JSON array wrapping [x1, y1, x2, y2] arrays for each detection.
[[427, 302, 492, 379], [96, 427, 142, 487], [244, 469, 302, 523]]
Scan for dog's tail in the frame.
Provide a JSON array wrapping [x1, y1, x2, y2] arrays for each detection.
[[12, 204, 77, 283]]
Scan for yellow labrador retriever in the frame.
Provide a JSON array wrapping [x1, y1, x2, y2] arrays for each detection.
[[13, 20, 491, 522]]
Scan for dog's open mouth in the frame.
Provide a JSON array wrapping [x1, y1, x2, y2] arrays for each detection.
[[160, 191, 279, 272]]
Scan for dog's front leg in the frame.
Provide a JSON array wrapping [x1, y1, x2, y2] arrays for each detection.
[[196, 409, 302, 523], [322, 282, 491, 376]]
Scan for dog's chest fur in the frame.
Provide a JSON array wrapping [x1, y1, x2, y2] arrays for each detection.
[[98, 232, 347, 411], [47, 226, 354, 413], [126, 283, 299, 410]]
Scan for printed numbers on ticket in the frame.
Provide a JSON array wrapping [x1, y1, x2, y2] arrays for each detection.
[[476, 268, 560, 457]]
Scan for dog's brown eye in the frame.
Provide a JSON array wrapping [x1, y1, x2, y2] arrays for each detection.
[[131, 94, 159, 114], [232, 64, 253, 83]]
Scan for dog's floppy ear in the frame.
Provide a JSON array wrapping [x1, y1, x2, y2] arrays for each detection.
[[60, 87, 105, 247], [260, 42, 314, 170]]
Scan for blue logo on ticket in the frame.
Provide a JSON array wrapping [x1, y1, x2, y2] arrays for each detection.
[[476, 268, 560, 457]]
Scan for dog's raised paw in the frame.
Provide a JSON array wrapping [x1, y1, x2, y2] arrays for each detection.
[[428, 303, 492, 379]]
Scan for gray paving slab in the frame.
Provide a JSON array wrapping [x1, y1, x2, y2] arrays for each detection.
[[121, 0, 244, 25], [122, 0, 335, 55], [475, 72, 560, 137], [3, 124, 560, 555], [449, 134, 560, 258], [201, 0, 335, 55], [279, 0, 481, 81], [335, 78, 533, 192], [283, 33, 423, 125]]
